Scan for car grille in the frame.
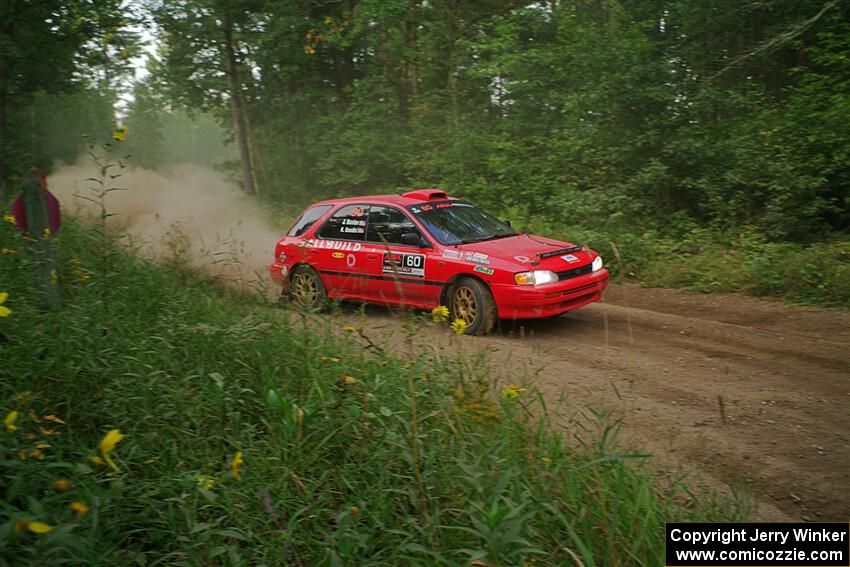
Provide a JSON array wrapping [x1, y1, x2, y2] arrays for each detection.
[[556, 264, 593, 281]]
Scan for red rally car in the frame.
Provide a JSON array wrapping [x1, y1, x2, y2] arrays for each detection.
[[269, 189, 609, 334]]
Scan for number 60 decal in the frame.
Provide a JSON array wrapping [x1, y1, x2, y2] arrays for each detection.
[[382, 252, 426, 278]]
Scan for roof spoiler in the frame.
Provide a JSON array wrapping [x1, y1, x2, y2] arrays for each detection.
[[401, 189, 448, 201]]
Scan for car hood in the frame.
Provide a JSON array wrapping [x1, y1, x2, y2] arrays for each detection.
[[453, 234, 594, 271]]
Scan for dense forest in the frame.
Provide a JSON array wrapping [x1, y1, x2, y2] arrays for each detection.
[[2, 1, 849, 282]]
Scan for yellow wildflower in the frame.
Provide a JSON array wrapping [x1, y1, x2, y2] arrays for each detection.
[[27, 522, 53, 534], [71, 268, 91, 281], [3, 213, 15, 225], [54, 479, 72, 492], [501, 384, 527, 399], [31, 443, 50, 457], [431, 305, 449, 322], [318, 353, 341, 362], [112, 125, 128, 142], [0, 292, 11, 318], [44, 415, 65, 424], [29, 521, 53, 533], [14, 391, 33, 404], [40, 426, 60, 436], [196, 475, 217, 490], [340, 374, 358, 385], [99, 429, 124, 471], [350, 505, 360, 514], [303, 45, 316, 55], [89, 455, 105, 466], [16, 520, 53, 534], [341, 325, 357, 332], [70, 501, 89, 516], [43, 227, 51, 239], [231, 451, 243, 481], [450, 319, 468, 335], [0, 247, 15, 255], [4, 410, 18, 432]]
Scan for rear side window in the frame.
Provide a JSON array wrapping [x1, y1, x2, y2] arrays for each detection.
[[316, 205, 368, 241], [288, 205, 332, 237], [366, 206, 423, 245]]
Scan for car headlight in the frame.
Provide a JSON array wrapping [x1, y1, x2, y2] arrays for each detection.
[[514, 270, 559, 286], [592, 256, 603, 272]]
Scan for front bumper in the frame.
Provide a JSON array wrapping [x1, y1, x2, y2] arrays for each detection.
[[491, 268, 609, 319], [269, 261, 292, 294]]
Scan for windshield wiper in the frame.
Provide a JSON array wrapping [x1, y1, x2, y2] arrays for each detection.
[[459, 233, 514, 244]]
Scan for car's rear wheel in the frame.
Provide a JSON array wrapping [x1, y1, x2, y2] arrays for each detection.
[[290, 265, 327, 311], [449, 277, 497, 335]]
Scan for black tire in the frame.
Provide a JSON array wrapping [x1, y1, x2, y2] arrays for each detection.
[[448, 277, 498, 335], [289, 265, 327, 311]]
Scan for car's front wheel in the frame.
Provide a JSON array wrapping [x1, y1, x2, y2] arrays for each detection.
[[290, 265, 327, 311], [449, 277, 497, 335]]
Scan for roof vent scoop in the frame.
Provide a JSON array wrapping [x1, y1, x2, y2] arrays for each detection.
[[401, 189, 448, 201]]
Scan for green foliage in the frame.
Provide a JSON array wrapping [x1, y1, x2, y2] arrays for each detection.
[[9, 90, 115, 171], [0, 0, 141, 197], [0, 213, 746, 565], [515, 214, 850, 307]]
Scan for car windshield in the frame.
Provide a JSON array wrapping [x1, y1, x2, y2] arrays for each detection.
[[407, 201, 517, 245]]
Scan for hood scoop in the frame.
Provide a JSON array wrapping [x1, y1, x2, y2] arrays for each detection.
[[538, 244, 583, 259]]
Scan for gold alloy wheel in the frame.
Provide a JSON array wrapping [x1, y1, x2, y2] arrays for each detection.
[[292, 272, 319, 307], [452, 286, 478, 325]]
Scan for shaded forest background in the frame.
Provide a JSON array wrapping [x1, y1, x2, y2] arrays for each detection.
[[2, 0, 848, 265]]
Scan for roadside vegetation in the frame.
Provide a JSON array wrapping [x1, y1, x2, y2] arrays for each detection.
[[516, 216, 850, 308], [0, 210, 747, 565]]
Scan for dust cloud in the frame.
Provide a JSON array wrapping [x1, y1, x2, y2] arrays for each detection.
[[48, 161, 286, 290]]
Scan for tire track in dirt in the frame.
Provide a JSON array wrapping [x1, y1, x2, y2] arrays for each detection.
[[326, 284, 849, 522]]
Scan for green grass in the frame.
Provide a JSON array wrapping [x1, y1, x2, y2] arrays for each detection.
[[0, 216, 747, 566]]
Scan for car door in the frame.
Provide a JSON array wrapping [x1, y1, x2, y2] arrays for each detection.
[[311, 204, 370, 299], [362, 205, 437, 305]]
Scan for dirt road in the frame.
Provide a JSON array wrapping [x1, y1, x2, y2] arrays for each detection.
[[329, 284, 850, 522]]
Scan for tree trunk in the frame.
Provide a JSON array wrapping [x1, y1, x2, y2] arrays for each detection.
[[0, 52, 7, 204], [221, 11, 257, 196], [400, 0, 421, 117]]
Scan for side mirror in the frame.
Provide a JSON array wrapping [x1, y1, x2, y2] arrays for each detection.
[[502, 219, 512, 227], [401, 232, 427, 247]]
